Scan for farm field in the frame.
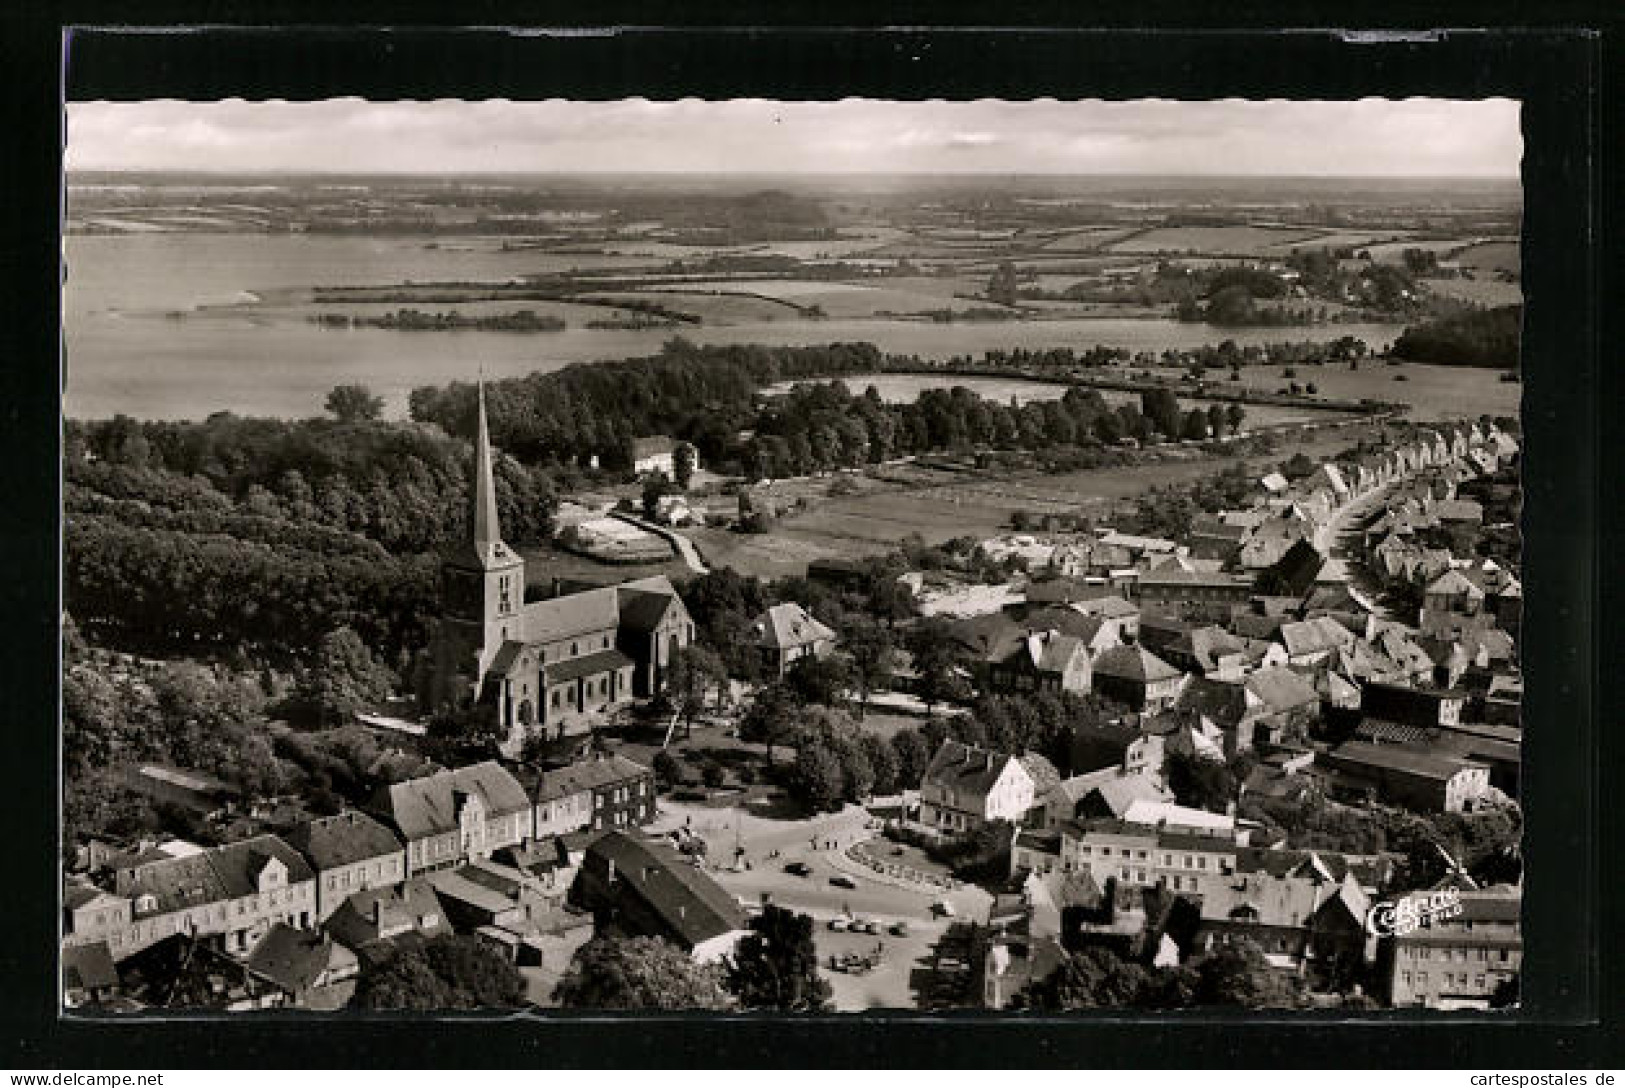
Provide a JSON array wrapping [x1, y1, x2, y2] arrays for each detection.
[[1229, 361, 1520, 419], [1108, 224, 1326, 254], [693, 422, 1388, 580], [1453, 240, 1520, 275], [1424, 277, 1523, 307], [769, 372, 1362, 428]]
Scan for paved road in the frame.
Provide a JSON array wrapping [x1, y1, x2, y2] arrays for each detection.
[[1320, 481, 1407, 621], [610, 511, 710, 574], [650, 798, 992, 1010]]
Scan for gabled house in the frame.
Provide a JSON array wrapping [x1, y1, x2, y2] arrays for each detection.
[[69, 835, 319, 962], [529, 752, 657, 838], [751, 602, 837, 677], [285, 811, 406, 921], [918, 741, 1041, 835], [1161, 625, 1251, 680], [989, 629, 1093, 696], [324, 878, 451, 964], [1090, 644, 1186, 713], [369, 761, 532, 877], [241, 923, 359, 1010], [1277, 615, 1357, 667], [571, 832, 749, 963]]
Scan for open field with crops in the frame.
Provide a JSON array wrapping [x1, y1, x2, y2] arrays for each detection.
[[1108, 224, 1327, 254], [691, 421, 1390, 580]]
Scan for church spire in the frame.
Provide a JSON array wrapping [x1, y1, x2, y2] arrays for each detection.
[[470, 380, 503, 554]]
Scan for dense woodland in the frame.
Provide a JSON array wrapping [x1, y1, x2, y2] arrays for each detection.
[[1390, 305, 1522, 370]]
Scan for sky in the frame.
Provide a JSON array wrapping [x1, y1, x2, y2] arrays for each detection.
[[65, 98, 1522, 177]]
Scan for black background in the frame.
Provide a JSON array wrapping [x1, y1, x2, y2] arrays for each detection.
[[1, 4, 1618, 1070]]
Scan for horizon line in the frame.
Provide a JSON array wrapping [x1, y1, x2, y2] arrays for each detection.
[[64, 168, 1523, 181]]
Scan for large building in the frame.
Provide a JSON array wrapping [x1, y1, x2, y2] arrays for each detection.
[[424, 385, 695, 750]]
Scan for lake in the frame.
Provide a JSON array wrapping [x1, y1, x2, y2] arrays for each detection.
[[64, 233, 1421, 420]]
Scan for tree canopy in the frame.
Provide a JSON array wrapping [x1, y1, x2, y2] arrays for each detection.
[[553, 936, 735, 1011]]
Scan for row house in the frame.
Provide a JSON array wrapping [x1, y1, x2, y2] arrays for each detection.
[[369, 760, 532, 876], [530, 752, 657, 839], [64, 834, 317, 962], [285, 810, 406, 921], [1057, 818, 1239, 900], [1384, 889, 1521, 1009]]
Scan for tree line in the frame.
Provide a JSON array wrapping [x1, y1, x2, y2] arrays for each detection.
[[1391, 304, 1521, 369]]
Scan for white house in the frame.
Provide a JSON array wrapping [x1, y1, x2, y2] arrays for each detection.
[[917, 741, 1041, 835]]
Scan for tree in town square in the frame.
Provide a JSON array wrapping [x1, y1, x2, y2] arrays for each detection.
[[725, 904, 832, 1012], [554, 935, 734, 1011]]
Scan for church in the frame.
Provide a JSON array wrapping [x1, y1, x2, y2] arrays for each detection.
[[423, 385, 695, 752]]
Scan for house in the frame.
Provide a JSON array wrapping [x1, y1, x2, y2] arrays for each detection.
[[651, 493, 695, 526], [1256, 539, 1327, 599], [1135, 569, 1255, 618], [1277, 615, 1357, 667], [369, 761, 532, 877], [324, 878, 452, 964], [989, 629, 1093, 696], [241, 923, 360, 1010], [1321, 741, 1492, 813], [530, 752, 657, 838], [1061, 594, 1142, 640], [977, 871, 1089, 1007], [571, 832, 749, 962], [1161, 625, 1251, 680], [631, 435, 695, 477], [424, 385, 695, 751], [1090, 644, 1185, 713], [67, 835, 319, 962], [917, 741, 1040, 835], [284, 810, 406, 921], [1035, 768, 1172, 829], [62, 940, 120, 1009], [1059, 818, 1239, 900], [1096, 530, 1180, 561], [1192, 859, 1373, 972], [1188, 518, 1251, 566], [1361, 681, 1468, 728], [1423, 569, 1488, 617], [752, 602, 837, 677], [1384, 889, 1521, 1009]]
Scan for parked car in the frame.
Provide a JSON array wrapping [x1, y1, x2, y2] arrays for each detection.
[[827, 917, 848, 932], [830, 874, 858, 890], [784, 861, 812, 877], [931, 900, 956, 918], [889, 921, 909, 937]]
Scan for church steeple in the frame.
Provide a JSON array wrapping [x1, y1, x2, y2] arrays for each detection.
[[444, 378, 519, 574], [468, 380, 506, 563]]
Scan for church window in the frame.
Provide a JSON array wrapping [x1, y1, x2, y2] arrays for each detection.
[[498, 576, 512, 614], [571, 642, 578, 656], [551, 691, 561, 709]]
